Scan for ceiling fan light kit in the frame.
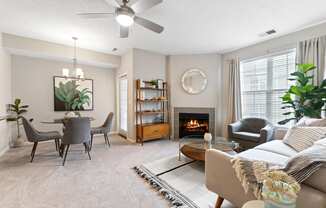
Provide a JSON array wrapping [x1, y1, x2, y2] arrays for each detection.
[[78, 0, 164, 38], [115, 6, 135, 27]]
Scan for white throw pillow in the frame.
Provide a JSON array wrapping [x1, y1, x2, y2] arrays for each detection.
[[283, 127, 326, 152], [296, 116, 326, 127]]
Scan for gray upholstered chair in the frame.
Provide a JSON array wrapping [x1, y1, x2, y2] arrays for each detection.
[[21, 117, 62, 162], [61, 117, 91, 166], [90, 112, 114, 148], [228, 117, 274, 149]]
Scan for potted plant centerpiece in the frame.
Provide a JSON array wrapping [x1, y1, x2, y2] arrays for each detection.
[[262, 170, 301, 208], [7, 98, 29, 147]]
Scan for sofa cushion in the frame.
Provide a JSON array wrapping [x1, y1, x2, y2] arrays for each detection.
[[237, 149, 289, 166], [233, 131, 260, 142], [255, 140, 298, 157], [303, 167, 326, 193], [296, 116, 326, 127], [283, 127, 326, 152]]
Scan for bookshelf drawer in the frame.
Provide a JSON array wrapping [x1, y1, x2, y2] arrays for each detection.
[[138, 123, 169, 140]]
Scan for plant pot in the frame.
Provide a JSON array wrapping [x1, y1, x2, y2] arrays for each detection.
[[264, 200, 296, 208]]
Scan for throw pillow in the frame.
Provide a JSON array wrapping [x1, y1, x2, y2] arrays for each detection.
[[283, 127, 326, 152], [296, 116, 326, 127]]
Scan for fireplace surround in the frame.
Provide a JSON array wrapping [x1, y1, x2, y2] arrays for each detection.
[[174, 107, 215, 139]]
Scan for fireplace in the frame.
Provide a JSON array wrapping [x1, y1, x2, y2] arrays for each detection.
[[179, 113, 209, 138], [174, 107, 215, 139]]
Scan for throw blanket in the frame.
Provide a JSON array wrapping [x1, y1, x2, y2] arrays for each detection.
[[232, 145, 326, 199]]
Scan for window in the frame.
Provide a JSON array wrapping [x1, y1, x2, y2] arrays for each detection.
[[240, 49, 296, 125]]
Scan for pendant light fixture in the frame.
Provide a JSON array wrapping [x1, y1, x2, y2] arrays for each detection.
[[62, 37, 84, 79]]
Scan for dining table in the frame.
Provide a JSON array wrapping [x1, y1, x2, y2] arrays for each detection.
[[41, 117, 95, 124]]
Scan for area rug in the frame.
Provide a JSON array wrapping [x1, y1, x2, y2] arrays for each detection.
[[134, 156, 235, 208]]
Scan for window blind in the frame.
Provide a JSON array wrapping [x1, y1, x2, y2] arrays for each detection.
[[240, 49, 296, 125]]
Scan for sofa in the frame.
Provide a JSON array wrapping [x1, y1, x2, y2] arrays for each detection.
[[228, 118, 274, 149], [205, 128, 326, 208]]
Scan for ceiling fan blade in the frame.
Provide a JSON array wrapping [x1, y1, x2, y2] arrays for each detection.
[[104, 0, 120, 8], [77, 12, 114, 18], [120, 26, 129, 38], [134, 16, 164, 33], [131, 0, 163, 13]]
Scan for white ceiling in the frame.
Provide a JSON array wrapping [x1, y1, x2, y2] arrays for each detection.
[[1, 0, 326, 55]]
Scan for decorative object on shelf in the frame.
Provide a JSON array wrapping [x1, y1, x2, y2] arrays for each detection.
[[262, 170, 301, 208], [7, 98, 29, 147], [54, 76, 93, 111], [149, 79, 158, 88], [61, 37, 85, 79], [136, 79, 170, 145], [279, 64, 326, 125], [181, 68, 208, 94]]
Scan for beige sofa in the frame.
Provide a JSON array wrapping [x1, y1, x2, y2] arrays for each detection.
[[205, 131, 326, 208]]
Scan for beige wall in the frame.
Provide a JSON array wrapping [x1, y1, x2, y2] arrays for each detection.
[[133, 48, 166, 80], [116, 48, 167, 141], [167, 54, 223, 137], [0, 33, 12, 154], [12, 55, 116, 136], [223, 22, 326, 61], [3, 33, 121, 68]]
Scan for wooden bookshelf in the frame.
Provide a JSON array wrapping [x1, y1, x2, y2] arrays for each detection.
[[135, 79, 170, 145]]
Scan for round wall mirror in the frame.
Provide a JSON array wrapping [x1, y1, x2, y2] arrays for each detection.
[[181, 69, 208, 94]]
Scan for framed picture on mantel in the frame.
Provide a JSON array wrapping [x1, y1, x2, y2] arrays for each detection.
[[53, 76, 93, 111]]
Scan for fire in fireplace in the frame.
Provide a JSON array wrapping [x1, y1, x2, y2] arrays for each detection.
[[179, 113, 209, 138]]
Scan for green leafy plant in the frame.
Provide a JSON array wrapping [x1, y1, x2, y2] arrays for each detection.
[[55, 80, 91, 111], [55, 80, 79, 110], [279, 64, 326, 125], [71, 88, 91, 110], [7, 98, 29, 138], [149, 79, 158, 88]]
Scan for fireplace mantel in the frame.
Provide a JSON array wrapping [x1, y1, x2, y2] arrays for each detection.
[[174, 107, 215, 139]]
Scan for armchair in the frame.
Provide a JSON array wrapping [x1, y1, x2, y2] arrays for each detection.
[[228, 117, 274, 149]]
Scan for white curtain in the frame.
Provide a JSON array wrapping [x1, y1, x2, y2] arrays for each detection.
[[297, 36, 326, 85], [222, 58, 242, 137]]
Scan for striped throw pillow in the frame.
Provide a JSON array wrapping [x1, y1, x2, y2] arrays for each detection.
[[283, 127, 326, 152]]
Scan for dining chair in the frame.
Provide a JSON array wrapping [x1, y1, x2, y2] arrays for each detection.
[[61, 117, 91, 166], [90, 112, 114, 149], [21, 117, 62, 162]]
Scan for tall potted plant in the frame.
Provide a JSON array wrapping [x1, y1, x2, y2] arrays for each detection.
[[7, 98, 29, 147], [279, 64, 326, 125]]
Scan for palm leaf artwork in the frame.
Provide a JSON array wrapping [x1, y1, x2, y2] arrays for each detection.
[[279, 64, 326, 125], [54, 78, 92, 111]]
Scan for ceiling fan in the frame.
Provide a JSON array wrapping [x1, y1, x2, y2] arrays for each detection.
[[78, 0, 164, 38]]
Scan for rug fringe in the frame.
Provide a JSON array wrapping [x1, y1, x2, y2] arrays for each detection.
[[133, 166, 199, 208]]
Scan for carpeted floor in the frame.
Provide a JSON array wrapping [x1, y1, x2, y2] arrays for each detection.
[[0, 135, 181, 208]]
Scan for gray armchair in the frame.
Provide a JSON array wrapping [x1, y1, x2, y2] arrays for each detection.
[[228, 117, 274, 149], [91, 112, 114, 149], [21, 117, 62, 162], [61, 117, 91, 166]]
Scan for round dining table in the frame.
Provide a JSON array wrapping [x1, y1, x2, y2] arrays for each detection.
[[41, 117, 95, 124]]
